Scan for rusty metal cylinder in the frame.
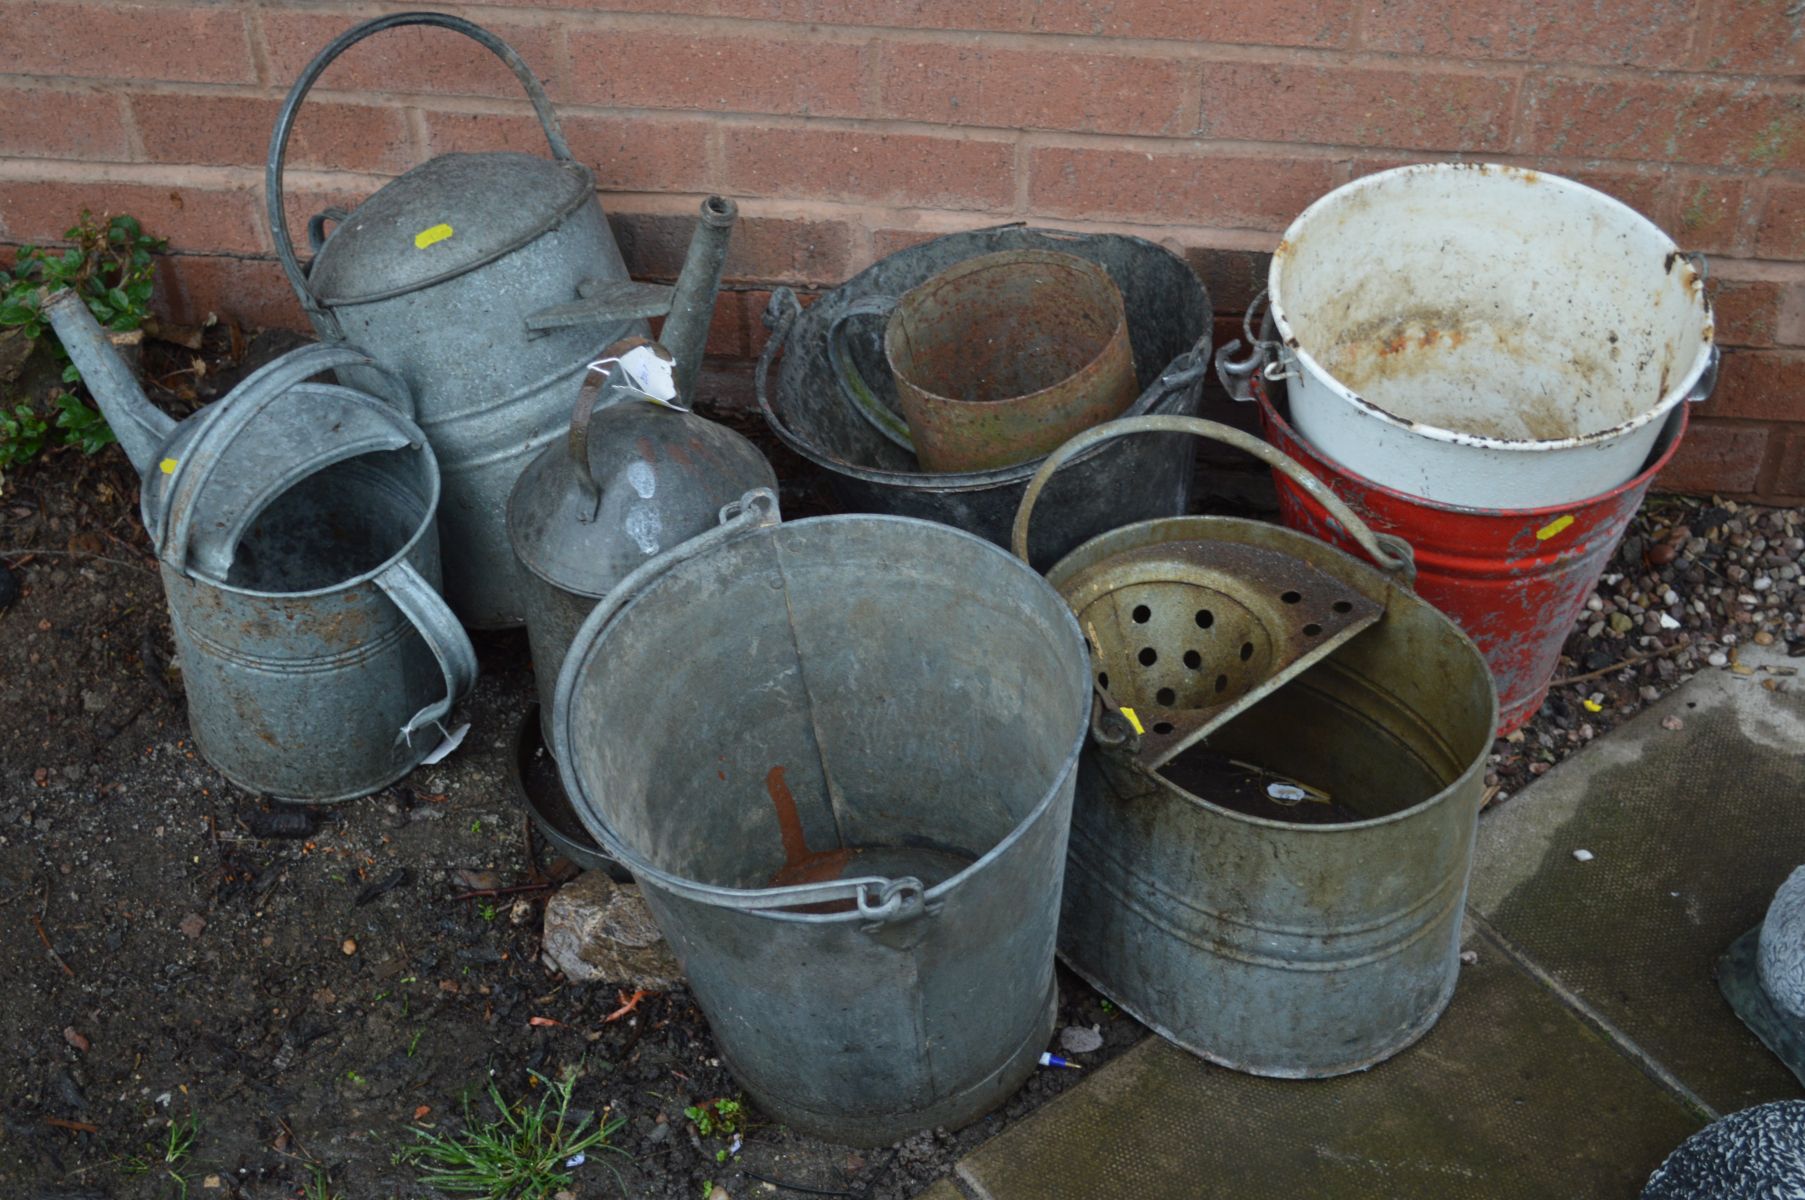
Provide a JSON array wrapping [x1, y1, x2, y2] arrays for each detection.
[[1258, 377, 1687, 734], [839, 249, 1138, 473]]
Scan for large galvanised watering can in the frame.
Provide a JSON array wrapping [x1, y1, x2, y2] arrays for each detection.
[[47, 291, 477, 803], [267, 11, 737, 629]]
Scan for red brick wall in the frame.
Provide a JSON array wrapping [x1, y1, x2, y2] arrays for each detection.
[[1, 1, 1801, 499]]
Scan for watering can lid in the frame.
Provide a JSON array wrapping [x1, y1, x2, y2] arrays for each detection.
[[306, 153, 594, 306], [155, 375, 425, 581], [507, 395, 776, 597]]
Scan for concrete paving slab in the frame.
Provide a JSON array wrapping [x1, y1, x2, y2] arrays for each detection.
[[952, 946, 1701, 1200], [1469, 651, 1805, 1115], [912, 1180, 968, 1200]]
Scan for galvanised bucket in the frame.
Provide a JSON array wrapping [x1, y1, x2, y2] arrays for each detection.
[[831, 248, 1138, 473], [48, 293, 477, 803], [1252, 371, 1688, 734], [268, 13, 647, 628], [1015, 417, 1497, 1078], [552, 490, 1091, 1144], [757, 225, 1210, 570]]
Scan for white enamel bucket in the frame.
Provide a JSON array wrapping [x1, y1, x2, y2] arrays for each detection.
[[1264, 164, 1717, 508]]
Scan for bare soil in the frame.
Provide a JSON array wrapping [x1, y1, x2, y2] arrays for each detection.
[[0, 341, 1132, 1200]]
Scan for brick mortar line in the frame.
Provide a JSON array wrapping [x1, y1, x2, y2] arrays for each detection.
[[183, 0, 1805, 84], [2, 161, 1802, 277], [9, 0, 1801, 89], [9, 76, 1804, 187], [1465, 911, 1720, 1123]]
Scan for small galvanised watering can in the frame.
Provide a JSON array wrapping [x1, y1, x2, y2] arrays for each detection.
[[268, 11, 739, 629], [47, 290, 477, 803], [508, 336, 776, 742]]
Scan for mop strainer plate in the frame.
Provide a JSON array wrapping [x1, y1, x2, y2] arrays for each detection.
[[1057, 538, 1382, 767]]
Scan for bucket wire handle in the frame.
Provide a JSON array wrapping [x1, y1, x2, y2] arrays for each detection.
[[374, 557, 480, 746], [266, 11, 574, 336], [1010, 415, 1416, 583], [826, 295, 914, 452], [155, 343, 415, 573], [549, 487, 945, 928]]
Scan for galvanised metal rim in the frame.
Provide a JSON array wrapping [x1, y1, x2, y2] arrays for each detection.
[[1257, 378, 1693, 520], [1071, 513, 1498, 834], [191, 437, 441, 604], [551, 508, 1094, 923], [754, 278, 1212, 493], [1269, 162, 1717, 454]]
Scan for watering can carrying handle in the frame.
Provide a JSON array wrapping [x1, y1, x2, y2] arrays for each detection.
[[155, 343, 415, 571], [267, 11, 575, 331], [374, 558, 480, 746], [1010, 415, 1417, 583], [565, 336, 668, 521], [825, 295, 916, 453]]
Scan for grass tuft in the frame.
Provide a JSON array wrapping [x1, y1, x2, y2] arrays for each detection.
[[400, 1067, 627, 1200]]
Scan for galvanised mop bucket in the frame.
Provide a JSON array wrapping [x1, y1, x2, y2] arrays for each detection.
[[551, 490, 1091, 1144], [1015, 417, 1496, 1077], [757, 225, 1210, 569], [1249, 368, 1688, 734], [48, 293, 477, 803]]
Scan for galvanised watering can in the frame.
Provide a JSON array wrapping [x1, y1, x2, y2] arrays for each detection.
[[47, 290, 477, 802], [508, 336, 775, 743], [267, 12, 736, 628]]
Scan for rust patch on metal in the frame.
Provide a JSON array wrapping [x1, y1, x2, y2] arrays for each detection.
[[764, 766, 854, 911], [885, 248, 1137, 473]]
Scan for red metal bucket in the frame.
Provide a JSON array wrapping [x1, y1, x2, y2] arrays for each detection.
[[1255, 377, 1686, 734]]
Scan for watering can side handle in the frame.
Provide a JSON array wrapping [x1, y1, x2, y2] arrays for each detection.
[[374, 558, 479, 746], [1009, 415, 1416, 584], [566, 337, 667, 520], [826, 296, 916, 452], [267, 12, 574, 327]]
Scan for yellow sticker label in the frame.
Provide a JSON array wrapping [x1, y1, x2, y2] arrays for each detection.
[[1119, 706, 1145, 736], [159, 457, 178, 475], [1582, 698, 1602, 713], [414, 223, 454, 250], [1535, 514, 1575, 541]]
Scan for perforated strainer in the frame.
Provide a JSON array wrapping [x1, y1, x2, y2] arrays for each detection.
[[1012, 415, 1414, 770]]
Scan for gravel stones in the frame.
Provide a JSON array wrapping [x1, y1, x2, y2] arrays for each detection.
[[1488, 498, 1803, 806]]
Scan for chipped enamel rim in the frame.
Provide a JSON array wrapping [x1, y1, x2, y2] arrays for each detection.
[[1268, 163, 1717, 455]]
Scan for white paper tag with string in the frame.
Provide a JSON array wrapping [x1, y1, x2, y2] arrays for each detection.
[[602, 343, 685, 411], [420, 722, 470, 766]]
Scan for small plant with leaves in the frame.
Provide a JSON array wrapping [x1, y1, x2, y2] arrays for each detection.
[[121, 1112, 202, 1199], [302, 1161, 344, 1200], [0, 402, 48, 472], [0, 210, 163, 473], [400, 1066, 627, 1200]]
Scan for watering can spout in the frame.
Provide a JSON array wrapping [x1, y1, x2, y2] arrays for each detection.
[[663, 195, 738, 406], [43, 289, 176, 477]]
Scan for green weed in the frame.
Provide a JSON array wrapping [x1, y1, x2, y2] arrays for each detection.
[[120, 1113, 201, 1199], [399, 1068, 626, 1200]]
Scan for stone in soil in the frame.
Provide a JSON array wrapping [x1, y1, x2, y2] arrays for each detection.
[[542, 870, 683, 988]]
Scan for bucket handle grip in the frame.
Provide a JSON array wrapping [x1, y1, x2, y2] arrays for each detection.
[[374, 557, 480, 746], [826, 295, 916, 452], [267, 12, 575, 334], [156, 342, 415, 573], [1010, 415, 1416, 583]]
